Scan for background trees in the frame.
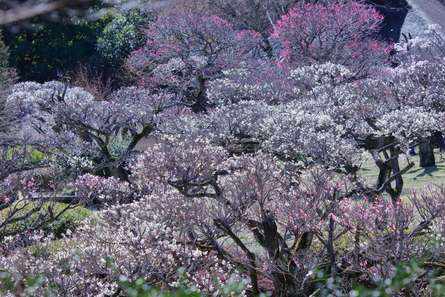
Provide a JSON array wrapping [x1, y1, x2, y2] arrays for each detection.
[[1, 1, 152, 84], [0, 30, 14, 136], [200, 0, 301, 57], [128, 11, 261, 111]]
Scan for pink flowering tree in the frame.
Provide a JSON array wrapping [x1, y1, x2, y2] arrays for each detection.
[[0, 192, 239, 296], [198, 0, 304, 57], [271, 1, 388, 76], [128, 136, 445, 296], [128, 11, 261, 111], [3, 135, 445, 296]]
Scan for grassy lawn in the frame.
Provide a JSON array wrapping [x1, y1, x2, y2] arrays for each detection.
[[360, 150, 445, 194]]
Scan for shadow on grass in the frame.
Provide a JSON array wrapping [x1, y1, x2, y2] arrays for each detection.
[[414, 166, 439, 178]]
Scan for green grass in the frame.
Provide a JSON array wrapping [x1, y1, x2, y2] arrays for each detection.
[[3, 146, 47, 163], [1, 202, 92, 238], [360, 150, 445, 194]]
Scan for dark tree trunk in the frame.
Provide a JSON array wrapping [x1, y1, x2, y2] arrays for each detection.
[[419, 138, 436, 168], [247, 214, 301, 297], [261, 35, 274, 59], [110, 165, 130, 182], [191, 75, 207, 113], [360, 135, 413, 202]]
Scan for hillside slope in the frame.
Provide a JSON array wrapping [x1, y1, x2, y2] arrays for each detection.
[[403, 0, 445, 37]]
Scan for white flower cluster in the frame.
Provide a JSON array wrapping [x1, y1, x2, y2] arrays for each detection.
[[207, 63, 293, 105], [289, 62, 353, 87], [205, 60, 445, 154], [6, 81, 177, 176], [74, 174, 134, 206], [377, 107, 443, 145]]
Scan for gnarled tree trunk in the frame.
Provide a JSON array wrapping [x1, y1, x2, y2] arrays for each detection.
[[359, 135, 414, 202], [419, 137, 436, 168]]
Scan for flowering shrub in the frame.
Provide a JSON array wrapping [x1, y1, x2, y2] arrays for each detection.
[[74, 174, 134, 206]]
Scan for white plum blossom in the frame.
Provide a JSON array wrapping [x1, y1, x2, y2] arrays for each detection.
[[377, 107, 444, 145], [6, 81, 178, 179]]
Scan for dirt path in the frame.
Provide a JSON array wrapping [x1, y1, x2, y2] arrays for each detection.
[[404, 0, 445, 37]]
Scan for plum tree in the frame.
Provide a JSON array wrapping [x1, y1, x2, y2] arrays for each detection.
[[271, 1, 388, 76], [128, 11, 261, 111], [8, 82, 178, 180]]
